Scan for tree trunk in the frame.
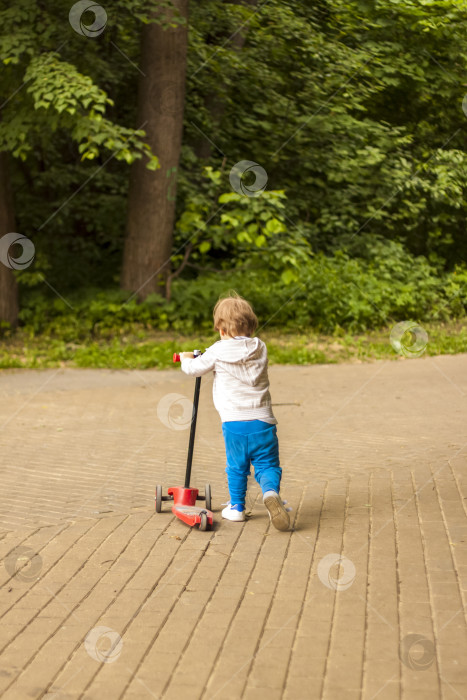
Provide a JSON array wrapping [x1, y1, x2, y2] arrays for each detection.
[[121, 1, 189, 299], [0, 152, 18, 327]]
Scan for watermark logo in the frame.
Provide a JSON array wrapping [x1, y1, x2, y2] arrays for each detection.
[[229, 160, 268, 197], [84, 626, 123, 663], [0, 232, 35, 270], [400, 634, 435, 670], [390, 321, 428, 359], [4, 546, 42, 582], [462, 95, 467, 118], [157, 393, 193, 431], [152, 81, 184, 116], [317, 553, 356, 591], [69, 1, 107, 37]]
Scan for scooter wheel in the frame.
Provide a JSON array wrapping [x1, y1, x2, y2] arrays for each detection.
[[205, 483, 212, 511], [199, 512, 209, 531], [155, 485, 163, 513]]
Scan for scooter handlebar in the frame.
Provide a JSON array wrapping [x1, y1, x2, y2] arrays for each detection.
[[173, 350, 202, 363]]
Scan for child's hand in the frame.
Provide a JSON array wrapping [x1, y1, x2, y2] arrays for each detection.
[[179, 351, 195, 360]]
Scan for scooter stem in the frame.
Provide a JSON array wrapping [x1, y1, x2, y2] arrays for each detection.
[[184, 350, 202, 488]]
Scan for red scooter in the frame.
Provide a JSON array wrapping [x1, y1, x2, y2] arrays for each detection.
[[155, 350, 214, 531]]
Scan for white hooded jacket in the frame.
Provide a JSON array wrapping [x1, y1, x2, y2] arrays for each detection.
[[180, 337, 276, 424]]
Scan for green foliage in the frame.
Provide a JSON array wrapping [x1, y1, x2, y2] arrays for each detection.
[[0, 0, 163, 293], [183, 0, 467, 264], [1, 48, 157, 167], [174, 168, 312, 286], [1, 0, 467, 343], [9, 238, 465, 349]]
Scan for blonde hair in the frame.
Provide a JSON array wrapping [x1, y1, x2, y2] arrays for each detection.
[[213, 293, 258, 338]]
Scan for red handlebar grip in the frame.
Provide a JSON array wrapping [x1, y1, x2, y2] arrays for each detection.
[[173, 353, 181, 363]]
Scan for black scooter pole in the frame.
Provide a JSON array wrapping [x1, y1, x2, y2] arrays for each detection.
[[170, 349, 202, 489], [185, 375, 201, 488]]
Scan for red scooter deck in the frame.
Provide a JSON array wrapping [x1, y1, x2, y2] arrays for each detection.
[[168, 486, 213, 530], [172, 504, 213, 529]]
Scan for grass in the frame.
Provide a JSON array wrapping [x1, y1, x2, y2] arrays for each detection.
[[0, 321, 466, 370]]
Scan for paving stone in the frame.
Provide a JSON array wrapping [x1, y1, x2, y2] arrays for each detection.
[[0, 358, 466, 698]]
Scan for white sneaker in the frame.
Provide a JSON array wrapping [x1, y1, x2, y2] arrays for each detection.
[[222, 504, 246, 522], [263, 490, 290, 531]]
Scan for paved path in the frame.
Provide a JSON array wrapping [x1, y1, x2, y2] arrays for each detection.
[[0, 355, 466, 699]]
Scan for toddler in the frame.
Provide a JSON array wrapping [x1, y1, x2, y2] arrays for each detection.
[[179, 294, 290, 531]]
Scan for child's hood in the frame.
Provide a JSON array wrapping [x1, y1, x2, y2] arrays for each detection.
[[217, 337, 267, 386]]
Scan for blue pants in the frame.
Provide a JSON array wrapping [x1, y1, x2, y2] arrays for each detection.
[[222, 420, 282, 507]]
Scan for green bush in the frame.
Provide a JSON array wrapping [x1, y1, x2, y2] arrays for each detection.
[[14, 238, 466, 340]]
